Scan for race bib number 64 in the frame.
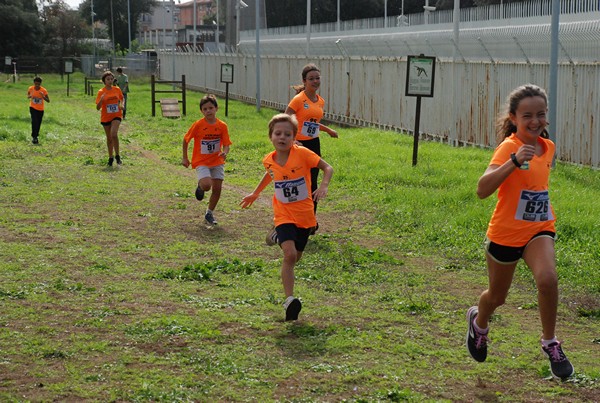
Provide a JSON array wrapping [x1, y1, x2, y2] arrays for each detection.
[[515, 190, 554, 222], [274, 178, 309, 203]]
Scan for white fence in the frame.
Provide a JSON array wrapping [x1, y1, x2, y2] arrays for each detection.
[[160, 52, 600, 168], [158, 0, 600, 168]]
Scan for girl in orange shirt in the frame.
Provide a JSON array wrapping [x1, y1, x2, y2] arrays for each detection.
[[286, 64, 338, 233], [241, 113, 334, 321], [96, 71, 124, 166], [466, 84, 573, 379]]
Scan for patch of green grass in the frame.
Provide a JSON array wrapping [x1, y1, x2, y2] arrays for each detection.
[[0, 74, 599, 401]]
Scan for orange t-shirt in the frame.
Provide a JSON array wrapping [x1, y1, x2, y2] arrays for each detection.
[[287, 92, 325, 141], [263, 145, 321, 228], [28, 85, 48, 111], [486, 134, 556, 247], [183, 118, 232, 168], [95, 86, 124, 123]]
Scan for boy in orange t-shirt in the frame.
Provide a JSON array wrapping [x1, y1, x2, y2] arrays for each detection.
[[182, 94, 232, 226], [241, 113, 334, 321], [27, 76, 50, 144]]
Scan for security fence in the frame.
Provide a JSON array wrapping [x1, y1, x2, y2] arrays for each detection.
[[158, 0, 600, 167]]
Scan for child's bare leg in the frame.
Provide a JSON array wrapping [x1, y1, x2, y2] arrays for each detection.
[[103, 125, 113, 157], [208, 178, 223, 211], [110, 120, 121, 155], [280, 240, 299, 297]]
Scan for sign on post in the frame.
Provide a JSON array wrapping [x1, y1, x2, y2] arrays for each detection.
[[65, 60, 73, 96], [220, 63, 234, 116], [405, 54, 436, 166]]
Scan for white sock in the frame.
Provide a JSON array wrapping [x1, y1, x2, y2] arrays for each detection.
[[283, 296, 295, 307], [542, 337, 558, 347]]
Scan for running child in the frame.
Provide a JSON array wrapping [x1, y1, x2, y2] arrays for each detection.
[[182, 94, 232, 226], [466, 84, 574, 379], [27, 76, 50, 144], [286, 63, 338, 234], [240, 113, 334, 321], [95, 71, 124, 166]]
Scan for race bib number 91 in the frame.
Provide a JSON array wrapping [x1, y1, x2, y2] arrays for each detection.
[[274, 178, 309, 203], [201, 139, 221, 154], [515, 190, 554, 222]]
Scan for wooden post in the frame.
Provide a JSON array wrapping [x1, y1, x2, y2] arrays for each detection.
[[151, 75, 156, 117]]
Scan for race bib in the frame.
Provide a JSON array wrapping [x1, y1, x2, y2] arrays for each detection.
[[201, 139, 220, 154], [301, 121, 320, 138], [32, 97, 42, 104], [107, 103, 119, 113], [274, 177, 309, 203], [515, 190, 554, 222]]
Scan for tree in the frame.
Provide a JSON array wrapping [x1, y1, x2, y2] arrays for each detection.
[[0, 0, 44, 57], [40, 0, 89, 58], [79, 0, 156, 51]]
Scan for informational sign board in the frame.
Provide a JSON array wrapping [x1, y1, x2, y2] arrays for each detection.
[[65, 61, 73, 74], [5, 56, 11, 65], [220, 63, 234, 84], [220, 63, 234, 116], [405, 55, 436, 97]]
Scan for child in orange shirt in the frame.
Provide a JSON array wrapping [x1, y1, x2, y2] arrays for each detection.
[[95, 71, 124, 166], [241, 113, 334, 321], [182, 94, 232, 226], [466, 84, 573, 380], [27, 76, 50, 144]]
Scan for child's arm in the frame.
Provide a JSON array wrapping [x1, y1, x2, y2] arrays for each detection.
[[312, 159, 333, 202], [219, 145, 230, 159], [182, 140, 191, 168], [319, 123, 338, 138], [43, 91, 50, 102], [240, 172, 272, 208]]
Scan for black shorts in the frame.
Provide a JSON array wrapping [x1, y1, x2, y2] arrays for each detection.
[[101, 118, 122, 127], [484, 231, 556, 264], [275, 223, 311, 252]]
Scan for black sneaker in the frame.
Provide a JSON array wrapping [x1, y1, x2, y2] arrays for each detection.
[[542, 341, 574, 379], [32, 137, 39, 144], [466, 306, 488, 362], [115, 155, 122, 165], [284, 297, 302, 321], [108, 157, 114, 166], [195, 187, 205, 201], [265, 226, 278, 246], [204, 211, 217, 226]]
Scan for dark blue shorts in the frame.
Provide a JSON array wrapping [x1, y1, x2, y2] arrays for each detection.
[[101, 118, 122, 127], [275, 223, 311, 251], [484, 231, 555, 264]]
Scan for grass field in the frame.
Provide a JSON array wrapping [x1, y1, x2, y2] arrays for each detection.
[[1, 73, 599, 401]]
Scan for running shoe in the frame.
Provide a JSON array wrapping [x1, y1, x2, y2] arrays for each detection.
[[542, 341, 574, 379], [265, 226, 278, 246], [204, 211, 217, 226], [283, 297, 302, 321], [466, 306, 488, 362], [108, 157, 114, 166], [115, 155, 122, 165], [195, 186, 205, 201]]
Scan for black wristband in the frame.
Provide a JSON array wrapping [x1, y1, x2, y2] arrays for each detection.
[[510, 153, 521, 168]]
